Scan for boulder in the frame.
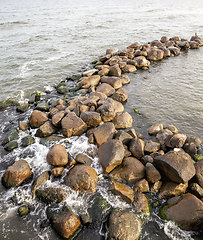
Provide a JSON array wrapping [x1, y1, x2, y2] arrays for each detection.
[[160, 36, 168, 43], [36, 187, 67, 204], [120, 75, 130, 85], [100, 76, 122, 89], [108, 64, 122, 77], [147, 48, 164, 61], [51, 111, 65, 127], [1, 128, 19, 145], [96, 83, 115, 96], [122, 64, 137, 73], [98, 68, 109, 76], [110, 157, 145, 184], [134, 56, 150, 68], [83, 69, 98, 77], [19, 121, 29, 131], [109, 181, 134, 203], [112, 88, 128, 102], [141, 155, 154, 165], [31, 171, 50, 197], [190, 183, 203, 198], [80, 111, 101, 127], [129, 137, 145, 159], [112, 112, 133, 129], [148, 123, 163, 135], [77, 75, 100, 89], [151, 181, 162, 192], [133, 192, 149, 214], [183, 142, 197, 157], [2, 160, 32, 188], [98, 139, 125, 173], [46, 144, 68, 166], [21, 135, 35, 147], [185, 136, 202, 147], [76, 153, 92, 165], [114, 130, 133, 145], [144, 141, 160, 153], [165, 133, 187, 148], [133, 179, 149, 193], [156, 129, 173, 149], [195, 159, 203, 188], [93, 122, 116, 146], [35, 121, 57, 137], [190, 41, 199, 49], [163, 193, 203, 231], [154, 149, 196, 183], [29, 110, 48, 128], [65, 165, 98, 193], [108, 209, 142, 240], [168, 46, 180, 56], [61, 112, 87, 137], [51, 208, 81, 239], [4, 140, 18, 151], [51, 167, 64, 177], [145, 163, 161, 183]]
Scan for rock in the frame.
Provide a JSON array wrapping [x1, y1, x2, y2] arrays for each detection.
[[134, 192, 149, 214], [100, 76, 122, 89], [160, 36, 168, 43], [195, 159, 203, 188], [1, 128, 19, 146], [80, 111, 102, 127], [178, 41, 190, 50], [151, 181, 162, 192], [61, 112, 87, 137], [35, 121, 57, 137], [183, 142, 197, 157], [120, 75, 131, 85], [98, 67, 109, 76], [112, 87, 128, 102], [129, 137, 145, 159], [148, 123, 163, 135], [83, 69, 98, 77], [98, 139, 125, 173], [51, 167, 64, 177], [35, 102, 49, 112], [190, 41, 199, 49], [158, 181, 188, 199], [108, 209, 142, 240], [51, 111, 65, 127], [110, 157, 145, 184], [165, 133, 187, 148], [156, 129, 173, 149], [190, 183, 203, 198], [109, 181, 134, 203], [76, 153, 92, 165], [122, 64, 137, 73], [46, 144, 68, 166], [168, 46, 180, 56], [51, 208, 81, 239], [163, 193, 203, 231], [36, 187, 67, 203], [158, 47, 171, 57], [141, 155, 154, 165], [31, 171, 50, 197], [49, 107, 59, 117], [2, 160, 32, 188], [145, 141, 160, 153], [16, 103, 29, 113], [96, 83, 115, 96], [112, 112, 133, 129], [4, 140, 18, 151], [108, 64, 122, 77], [154, 149, 196, 183], [93, 122, 115, 146], [64, 165, 98, 193], [77, 75, 100, 89], [21, 135, 35, 147], [145, 163, 161, 183], [18, 206, 30, 217], [147, 48, 164, 61], [114, 130, 133, 145], [134, 56, 150, 68], [133, 179, 149, 193], [186, 136, 202, 147], [82, 98, 97, 107], [56, 82, 68, 94], [0, 98, 18, 110], [19, 121, 29, 131], [29, 110, 48, 128]]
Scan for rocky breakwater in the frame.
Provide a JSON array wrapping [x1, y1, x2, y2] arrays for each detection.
[[1, 34, 203, 239]]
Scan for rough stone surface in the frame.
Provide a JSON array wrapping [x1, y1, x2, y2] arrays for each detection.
[[96, 83, 115, 96], [112, 112, 133, 129], [145, 163, 161, 183], [133, 192, 149, 213], [133, 179, 149, 193], [101, 76, 122, 89], [148, 123, 163, 135], [75, 153, 92, 165], [31, 171, 50, 196], [36, 121, 57, 137], [77, 75, 100, 89], [29, 110, 48, 128], [145, 141, 160, 153], [195, 159, 203, 188], [51, 111, 65, 127], [108, 64, 122, 77], [36, 187, 67, 203], [80, 111, 102, 127], [165, 133, 187, 148], [46, 144, 68, 166], [112, 88, 128, 102], [129, 137, 145, 159]]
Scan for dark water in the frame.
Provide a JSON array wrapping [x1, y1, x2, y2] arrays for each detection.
[[0, 0, 203, 239]]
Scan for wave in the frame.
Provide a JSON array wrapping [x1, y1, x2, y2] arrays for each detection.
[[0, 21, 28, 26]]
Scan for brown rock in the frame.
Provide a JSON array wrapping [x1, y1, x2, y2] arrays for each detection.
[[160, 36, 168, 43], [145, 163, 161, 183], [98, 139, 125, 173], [113, 112, 133, 129], [134, 56, 150, 68], [19, 121, 29, 131], [166, 125, 178, 134], [98, 68, 109, 76], [148, 123, 163, 135], [133, 179, 149, 193], [141, 155, 154, 165], [96, 83, 115, 96], [122, 64, 137, 73], [31, 171, 50, 197], [144, 141, 160, 153], [183, 142, 197, 157], [190, 41, 199, 49], [159, 181, 188, 199], [29, 110, 48, 128], [190, 183, 203, 198], [168, 46, 180, 56], [185, 136, 202, 147], [80, 111, 101, 127], [64, 165, 98, 193], [112, 87, 128, 102], [110, 157, 145, 184], [151, 181, 162, 192], [147, 48, 164, 61], [46, 144, 68, 166], [156, 129, 173, 149], [35, 121, 57, 137], [36, 187, 67, 203], [51, 167, 64, 177], [100, 76, 122, 89], [77, 75, 100, 89], [51, 111, 65, 127], [114, 130, 133, 145], [2, 160, 32, 188], [76, 153, 92, 165], [109, 181, 134, 203], [165, 133, 187, 148], [195, 159, 203, 188], [129, 137, 145, 159], [120, 75, 131, 85], [83, 69, 98, 77], [93, 122, 115, 146], [133, 192, 149, 213], [108, 64, 122, 77], [61, 112, 87, 137]]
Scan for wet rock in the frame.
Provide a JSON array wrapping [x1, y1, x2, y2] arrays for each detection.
[[148, 123, 163, 135], [36, 187, 67, 203], [120, 75, 131, 85], [98, 67, 109, 76], [4, 140, 18, 151], [65, 165, 98, 193], [134, 192, 149, 214], [122, 64, 137, 73], [133, 179, 149, 193], [1, 128, 19, 146], [19, 121, 29, 131], [51, 208, 81, 239], [76, 153, 92, 165], [151, 181, 162, 192], [96, 83, 115, 96], [35, 102, 49, 112], [83, 69, 98, 77], [183, 142, 197, 157], [93, 122, 115, 146], [168, 46, 180, 56], [56, 82, 68, 94], [156, 129, 173, 149], [77, 75, 100, 89], [2, 160, 32, 188], [108, 64, 122, 77], [46, 144, 68, 166], [165, 133, 187, 148], [98, 139, 125, 173], [129, 137, 145, 159], [49, 107, 59, 117], [114, 130, 133, 145], [110, 157, 145, 184], [101, 76, 122, 89], [163, 193, 203, 231], [112, 87, 128, 102], [154, 149, 196, 183], [141, 155, 154, 165], [109, 209, 142, 240], [35, 121, 57, 137], [112, 112, 133, 129], [80, 111, 102, 127], [190, 41, 199, 49], [158, 181, 188, 199], [61, 112, 87, 137], [195, 159, 203, 188], [18, 206, 30, 217], [16, 103, 29, 113], [0, 98, 18, 110], [109, 181, 134, 203], [144, 141, 160, 153], [145, 163, 161, 183], [21, 135, 35, 147], [32, 171, 50, 197], [134, 56, 150, 68], [51, 111, 65, 127], [29, 110, 48, 128], [147, 48, 164, 61], [51, 167, 64, 177], [190, 183, 203, 198]]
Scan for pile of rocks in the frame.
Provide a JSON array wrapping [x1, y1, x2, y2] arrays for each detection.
[[1, 34, 203, 240]]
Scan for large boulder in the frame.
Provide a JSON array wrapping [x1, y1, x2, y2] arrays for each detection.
[[2, 160, 32, 188], [96, 83, 115, 96], [64, 165, 98, 193], [46, 144, 68, 166], [35, 121, 57, 137], [29, 110, 48, 128], [195, 159, 203, 188], [61, 112, 87, 137], [36, 187, 67, 204], [93, 122, 116, 146], [159, 181, 188, 199], [110, 157, 145, 184], [147, 48, 164, 61], [129, 137, 145, 159], [154, 149, 195, 183], [100, 76, 122, 89], [112, 112, 133, 129], [108, 64, 122, 77], [80, 111, 102, 127], [108, 209, 142, 240], [165, 133, 187, 148], [112, 88, 128, 102], [163, 193, 203, 231], [98, 139, 125, 173], [77, 75, 100, 88]]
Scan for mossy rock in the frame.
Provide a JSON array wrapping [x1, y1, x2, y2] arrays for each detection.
[[35, 102, 49, 112], [152, 200, 160, 208], [91, 60, 98, 65], [56, 82, 68, 94], [0, 98, 19, 110], [21, 135, 35, 147], [193, 154, 203, 162], [159, 205, 170, 220], [70, 74, 81, 81], [18, 206, 30, 217], [2, 128, 19, 146], [16, 103, 29, 113], [95, 61, 103, 66], [4, 140, 18, 151]]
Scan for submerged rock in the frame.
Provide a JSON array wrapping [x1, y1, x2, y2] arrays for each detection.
[[21, 135, 35, 147], [32, 171, 50, 197], [1, 128, 19, 146], [36, 187, 67, 204]]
